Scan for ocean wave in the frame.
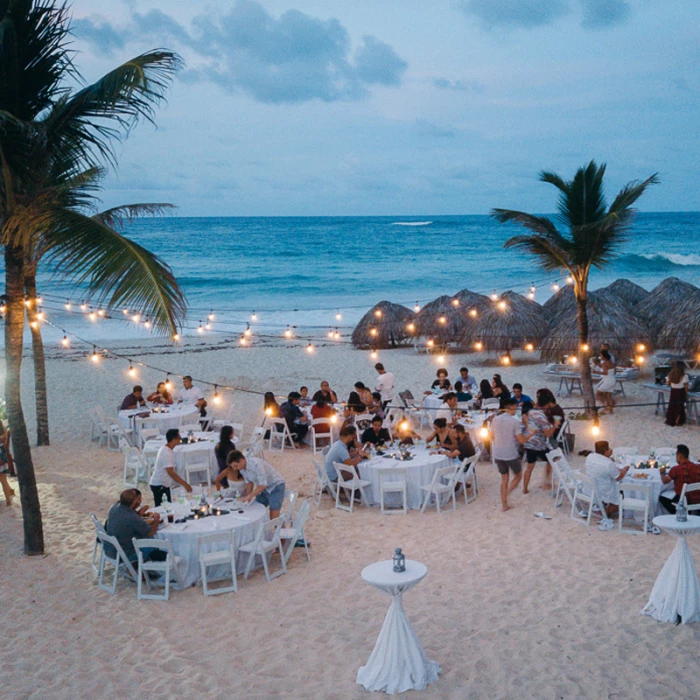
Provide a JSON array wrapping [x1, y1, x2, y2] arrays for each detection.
[[390, 221, 433, 226], [639, 252, 700, 266], [617, 252, 700, 271]]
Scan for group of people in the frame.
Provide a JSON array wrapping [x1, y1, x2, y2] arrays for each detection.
[[120, 376, 208, 418]]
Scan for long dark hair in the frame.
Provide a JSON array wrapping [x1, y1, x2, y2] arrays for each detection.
[[667, 361, 686, 385], [215, 425, 236, 459], [263, 392, 279, 412], [479, 379, 493, 399]]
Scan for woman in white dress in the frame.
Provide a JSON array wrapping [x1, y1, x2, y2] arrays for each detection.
[[595, 349, 616, 414]]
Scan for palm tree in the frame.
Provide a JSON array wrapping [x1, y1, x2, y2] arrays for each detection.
[[492, 161, 658, 413], [0, 1, 186, 554]]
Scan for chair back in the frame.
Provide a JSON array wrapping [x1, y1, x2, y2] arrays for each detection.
[[133, 537, 172, 562], [282, 489, 298, 525], [612, 446, 638, 459], [481, 398, 500, 410], [197, 530, 235, 557], [460, 453, 479, 477], [184, 447, 210, 466], [619, 482, 652, 501], [433, 463, 459, 488], [291, 499, 311, 532], [96, 530, 138, 579], [354, 413, 373, 433], [90, 512, 106, 533], [333, 461, 359, 486], [680, 482, 700, 510]]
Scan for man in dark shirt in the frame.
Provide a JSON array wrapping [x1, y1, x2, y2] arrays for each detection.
[[660, 444, 700, 514], [120, 385, 147, 411], [104, 488, 161, 561], [437, 424, 475, 461], [279, 391, 309, 446], [361, 416, 391, 446], [311, 380, 338, 404]]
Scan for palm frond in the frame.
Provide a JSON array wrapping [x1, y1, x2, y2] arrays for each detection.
[[608, 173, 659, 214], [490, 209, 560, 238], [503, 234, 573, 273], [39, 209, 186, 335], [94, 203, 176, 231]]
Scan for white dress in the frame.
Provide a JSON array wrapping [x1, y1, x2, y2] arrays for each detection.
[[596, 367, 616, 393]]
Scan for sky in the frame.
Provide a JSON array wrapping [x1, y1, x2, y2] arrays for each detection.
[[69, 0, 700, 216]]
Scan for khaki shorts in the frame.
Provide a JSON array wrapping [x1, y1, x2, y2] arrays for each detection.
[[495, 458, 522, 475]]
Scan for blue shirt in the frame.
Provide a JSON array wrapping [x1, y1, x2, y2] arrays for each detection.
[[514, 393, 533, 407], [459, 375, 478, 393], [325, 440, 350, 480]]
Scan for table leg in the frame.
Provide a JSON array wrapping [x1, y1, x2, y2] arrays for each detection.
[[357, 593, 440, 693], [642, 534, 700, 624]]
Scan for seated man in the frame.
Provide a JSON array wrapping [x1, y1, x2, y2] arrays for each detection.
[[437, 423, 476, 461], [368, 392, 385, 420], [148, 429, 193, 506], [584, 440, 630, 517], [361, 415, 391, 447], [511, 383, 532, 408], [453, 381, 472, 402], [659, 444, 700, 514], [279, 391, 309, 446], [104, 488, 162, 563], [179, 375, 207, 418], [436, 392, 459, 426], [299, 386, 312, 407], [312, 380, 338, 405], [458, 367, 478, 395], [324, 425, 368, 481], [215, 450, 286, 519], [120, 385, 147, 411]]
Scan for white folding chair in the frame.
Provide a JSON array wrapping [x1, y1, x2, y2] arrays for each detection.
[[179, 423, 202, 435], [90, 512, 105, 574], [612, 446, 638, 459], [95, 531, 139, 595], [122, 443, 145, 487], [547, 448, 576, 507], [680, 483, 700, 514], [239, 517, 287, 581], [312, 457, 337, 505], [651, 447, 675, 461], [183, 448, 212, 488], [132, 538, 184, 601], [245, 427, 266, 459], [377, 468, 407, 515], [570, 470, 608, 526], [333, 462, 371, 513], [618, 482, 652, 535], [555, 418, 571, 456], [481, 398, 500, 411], [267, 418, 296, 452], [354, 414, 373, 434], [211, 406, 236, 432], [197, 530, 238, 596], [96, 406, 124, 452], [420, 464, 460, 514], [310, 418, 333, 454], [457, 454, 479, 505], [279, 499, 311, 565], [282, 488, 298, 526], [138, 427, 161, 452], [89, 407, 106, 443]]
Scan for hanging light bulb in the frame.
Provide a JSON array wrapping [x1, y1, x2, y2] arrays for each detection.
[[451, 298, 460, 307], [530, 284, 536, 293], [636, 343, 646, 352], [265, 406, 273, 416], [0, 304, 6, 314], [490, 292, 498, 301], [500, 354, 511, 365], [128, 361, 136, 377], [144, 319, 151, 330], [61, 335, 70, 348], [635, 355, 645, 365], [469, 308, 477, 318], [525, 343, 534, 352], [479, 422, 489, 439], [64, 300, 72, 311], [335, 311, 342, 321], [407, 323, 415, 332], [474, 341, 483, 351], [29, 320, 38, 329], [327, 328, 334, 338], [244, 324, 252, 337], [437, 354, 445, 363], [208, 310, 215, 321], [334, 329, 341, 339], [89, 311, 97, 322], [165, 374, 173, 391], [97, 309, 105, 317], [36, 296, 43, 304], [438, 316, 446, 325], [284, 326, 293, 338], [399, 419, 409, 432], [591, 415, 600, 436], [569, 356, 578, 365], [122, 307, 129, 315], [527, 292, 535, 300], [251, 311, 257, 321], [197, 321, 204, 334], [79, 302, 87, 312], [173, 333, 180, 342], [91, 347, 100, 363], [330, 414, 338, 425], [497, 300, 507, 311], [204, 321, 211, 330], [239, 335, 247, 345], [414, 303, 420, 313], [581, 343, 589, 352], [374, 309, 382, 318], [370, 327, 378, 337], [552, 283, 560, 292], [36, 309, 45, 321], [426, 339, 434, 348], [370, 349, 378, 360], [306, 342, 314, 353], [213, 385, 221, 404], [24, 297, 31, 307], [566, 276, 574, 285], [132, 313, 140, 323]]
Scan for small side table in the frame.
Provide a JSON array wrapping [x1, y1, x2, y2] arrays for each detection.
[[357, 559, 440, 694], [642, 514, 700, 624]]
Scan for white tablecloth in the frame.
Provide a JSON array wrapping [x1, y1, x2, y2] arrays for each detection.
[[120, 404, 201, 438], [620, 455, 677, 517], [357, 559, 440, 694], [156, 501, 268, 587], [642, 515, 700, 624], [144, 432, 218, 482], [360, 447, 451, 510]]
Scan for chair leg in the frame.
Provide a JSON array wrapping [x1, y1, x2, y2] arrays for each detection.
[[261, 550, 270, 581], [244, 550, 255, 579]]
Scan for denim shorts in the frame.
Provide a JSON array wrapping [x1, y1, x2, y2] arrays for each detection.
[[255, 482, 286, 511]]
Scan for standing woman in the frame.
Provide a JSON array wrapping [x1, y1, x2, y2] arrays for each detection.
[[215, 425, 237, 487], [665, 361, 689, 426], [595, 349, 616, 414], [0, 423, 15, 505]]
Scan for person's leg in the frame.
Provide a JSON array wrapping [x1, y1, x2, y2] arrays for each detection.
[[500, 473, 511, 511], [267, 482, 285, 520], [659, 493, 679, 514], [509, 462, 522, 494], [604, 502, 619, 518], [522, 462, 535, 494], [151, 484, 168, 507], [0, 473, 12, 505]]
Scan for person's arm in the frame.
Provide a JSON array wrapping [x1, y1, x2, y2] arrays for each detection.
[[243, 482, 268, 501], [146, 513, 161, 536], [425, 430, 438, 443], [615, 465, 630, 481], [165, 467, 192, 492], [214, 469, 230, 490]]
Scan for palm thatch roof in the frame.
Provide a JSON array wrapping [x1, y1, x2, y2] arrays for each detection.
[[540, 288, 653, 362], [633, 277, 700, 336], [414, 294, 471, 344], [453, 288, 490, 315], [655, 295, 700, 354], [604, 278, 650, 309], [460, 291, 550, 353], [351, 300, 415, 349], [543, 285, 575, 326]]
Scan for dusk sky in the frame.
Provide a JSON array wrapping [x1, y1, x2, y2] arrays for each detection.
[[71, 1, 699, 216]]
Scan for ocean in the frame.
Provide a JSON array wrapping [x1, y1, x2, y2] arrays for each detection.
[[17, 212, 700, 344]]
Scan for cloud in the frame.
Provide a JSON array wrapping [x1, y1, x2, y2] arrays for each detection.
[[415, 119, 456, 139], [462, 0, 570, 29], [72, 1, 407, 104], [580, 0, 630, 29], [72, 16, 126, 55], [431, 77, 485, 93]]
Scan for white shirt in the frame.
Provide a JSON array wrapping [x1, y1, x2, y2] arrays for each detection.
[[240, 457, 284, 493], [585, 452, 621, 505], [179, 385, 204, 405], [669, 374, 689, 389], [491, 413, 523, 461], [435, 403, 455, 423], [150, 445, 176, 488], [375, 372, 394, 402]]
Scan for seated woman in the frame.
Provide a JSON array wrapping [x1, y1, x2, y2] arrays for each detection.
[[354, 382, 374, 412], [435, 423, 475, 461], [368, 391, 385, 419], [492, 374, 511, 407], [214, 425, 237, 488], [147, 381, 173, 405], [474, 379, 494, 408], [311, 398, 334, 424], [429, 368, 451, 393], [425, 417, 453, 449], [344, 392, 365, 419]]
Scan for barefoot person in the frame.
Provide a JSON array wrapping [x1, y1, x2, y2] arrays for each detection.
[[0, 423, 14, 506], [595, 349, 616, 414], [521, 398, 556, 494], [491, 399, 537, 511]]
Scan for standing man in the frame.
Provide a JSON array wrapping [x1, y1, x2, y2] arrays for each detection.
[[149, 429, 193, 506], [491, 399, 537, 512], [179, 375, 208, 419], [374, 363, 395, 410], [458, 367, 478, 395], [659, 444, 700, 514]]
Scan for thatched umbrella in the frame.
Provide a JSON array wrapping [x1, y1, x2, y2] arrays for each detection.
[[655, 294, 700, 354], [540, 288, 653, 362], [351, 300, 415, 349], [453, 288, 490, 316], [633, 277, 700, 336], [543, 285, 575, 326], [604, 278, 650, 309], [461, 291, 551, 353], [414, 294, 471, 345]]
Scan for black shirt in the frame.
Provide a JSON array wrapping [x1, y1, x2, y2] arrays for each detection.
[[454, 434, 476, 461], [361, 427, 391, 446]]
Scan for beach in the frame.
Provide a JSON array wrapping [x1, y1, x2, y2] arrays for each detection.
[[2, 339, 699, 699]]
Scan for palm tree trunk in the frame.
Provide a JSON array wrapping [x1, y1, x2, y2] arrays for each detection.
[[4, 246, 45, 555], [575, 294, 597, 415], [24, 268, 50, 446]]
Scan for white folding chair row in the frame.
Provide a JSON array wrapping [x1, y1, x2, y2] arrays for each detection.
[[570, 470, 608, 526], [239, 517, 287, 581], [312, 457, 337, 505], [310, 418, 333, 455], [680, 483, 700, 514], [377, 468, 407, 515], [618, 482, 652, 535], [267, 418, 296, 452], [198, 530, 238, 596], [94, 406, 129, 451], [333, 462, 371, 513], [279, 499, 311, 565], [547, 448, 576, 507], [245, 427, 266, 459], [420, 463, 460, 514], [132, 538, 185, 601]]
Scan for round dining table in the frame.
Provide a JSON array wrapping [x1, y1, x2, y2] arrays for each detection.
[[143, 432, 219, 483], [119, 404, 201, 440], [155, 501, 268, 588], [619, 455, 677, 517]]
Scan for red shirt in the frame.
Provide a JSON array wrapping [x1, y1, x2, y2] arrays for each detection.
[[668, 460, 700, 502]]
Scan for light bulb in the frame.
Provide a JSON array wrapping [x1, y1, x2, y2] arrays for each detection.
[[165, 375, 172, 391], [370, 350, 378, 359], [213, 386, 221, 404], [36, 310, 44, 320], [91, 349, 100, 363], [327, 329, 334, 338], [479, 425, 489, 438], [36, 296, 42, 304], [451, 298, 460, 307], [498, 301, 507, 311], [569, 356, 578, 364], [208, 311, 215, 321], [334, 331, 341, 339], [97, 309, 105, 317], [306, 343, 314, 353], [581, 343, 589, 352], [414, 304, 420, 313], [251, 311, 257, 321], [24, 298, 31, 307], [0, 305, 5, 314], [30, 320, 38, 329], [370, 328, 378, 336], [407, 323, 415, 332], [552, 283, 560, 291], [128, 363, 136, 377], [636, 355, 645, 365], [173, 333, 180, 342], [144, 320, 151, 330], [239, 335, 247, 345], [437, 354, 445, 363], [399, 420, 409, 431], [64, 301, 72, 311], [566, 276, 574, 285], [525, 343, 534, 352], [89, 312, 97, 322], [438, 316, 446, 324], [374, 309, 382, 318], [197, 322, 204, 334], [132, 314, 140, 323], [244, 325, 252, 337], [265, 407, 273, 416], [527, 292, 535, 300], [284, 327, 293, 338], [637, 344, 646, 352], [530, 285, 536, 293], [335, 312, 342, 321], [474, 342, 483, 351], [426, 339, 434, 348], [591, 424, 600, 437], [61, 335, 69, 348], [330, 414, 338, 425], [490, 293, 498, 301], [501, 355, 511, 365], [469, 309, 477, 318], [122, 308, 128, 315]]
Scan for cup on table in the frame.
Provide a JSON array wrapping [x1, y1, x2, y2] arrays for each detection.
[[167, 513, 174, 524]]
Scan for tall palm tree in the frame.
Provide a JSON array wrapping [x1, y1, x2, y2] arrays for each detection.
[[492, 161, 658, 412], [0, 1, 186, 554]]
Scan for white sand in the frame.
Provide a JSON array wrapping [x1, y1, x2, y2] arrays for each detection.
[[1, 339, 699, 699]]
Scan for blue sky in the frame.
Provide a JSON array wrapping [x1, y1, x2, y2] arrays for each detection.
[[70, 1, 699, 216]]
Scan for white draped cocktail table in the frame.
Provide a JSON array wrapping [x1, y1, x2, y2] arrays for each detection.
[[357, 559, 440, 694], [642, 514, 700, 624]]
